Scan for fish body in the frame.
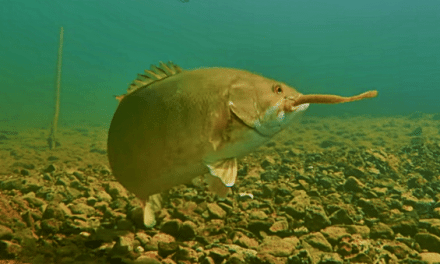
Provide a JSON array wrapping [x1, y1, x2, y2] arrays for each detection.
[[108, 66, 307, 200], [107, 62, 378, 226]]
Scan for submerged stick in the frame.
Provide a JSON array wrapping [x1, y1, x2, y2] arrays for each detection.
[[293, 90, 378, 107], [48, 26, 64, 150]]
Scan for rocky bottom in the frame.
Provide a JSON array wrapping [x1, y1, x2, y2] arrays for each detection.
[[0, 113, 440, 264]]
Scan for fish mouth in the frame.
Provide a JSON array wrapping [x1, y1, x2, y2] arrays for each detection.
[[289, 103, 309, 112]]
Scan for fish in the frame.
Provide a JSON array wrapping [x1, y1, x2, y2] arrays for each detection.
[[107, 61, 378, 227]]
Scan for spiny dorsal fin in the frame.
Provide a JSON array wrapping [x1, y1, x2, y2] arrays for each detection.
[[125, 61, 183, 96]]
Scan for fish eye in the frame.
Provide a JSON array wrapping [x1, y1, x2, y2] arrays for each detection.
[[273, 84, 283, 95]]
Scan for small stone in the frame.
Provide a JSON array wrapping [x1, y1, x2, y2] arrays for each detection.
[[43, 173, 52, 181], [133, 256, 161, 264], [180, 221, 197, 240], [301, 232, 332, 252], [0, 240, 22, 258], [44, 164, 57, 173], [370, 222, 394, 239], [73, 171, 85, 181], [329, 208, 354, 225], [111, 233, 135, 255], [135, 232, 151, 247], [41, 219, 62, 233], [207, 203, 227, 219], [415, 232, 440, 253], [0, 225, 13, 240], [1, 178, 23, 191], [87, 196, 98, 206], [249, 211, 268, 220], [47, 156, 59, 161], [305, 205, 331, 232], [69, 203, 95, 216], [260, 170, 279, 182], [231, 231, 259, 249], [158, 242, 179, 258], [22, 192, 45, 207], [80, 232, 91, 238], [259, 236, 295, 257], [55, 177, 69, 186], [160, 219, 182, 237], [134, 245, 144, 253], [269, 220, 291, 236], [344, 176, 365, 192], [104, 181, 128, 199], [208, 247, 230, 262]]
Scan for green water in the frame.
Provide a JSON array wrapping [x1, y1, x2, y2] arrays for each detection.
[[1, 0, 439, 128]]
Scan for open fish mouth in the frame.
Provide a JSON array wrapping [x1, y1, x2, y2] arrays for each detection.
[[290, 103, 310, 112]]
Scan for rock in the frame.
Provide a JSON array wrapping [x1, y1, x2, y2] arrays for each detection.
[[282, 203, 306, 218], [208, 246, 230, 263], [260, 170, 279, 182], [133, 256, 162, 264], [41, 219, 62, 233], [116, 218, 134, 231], [111, 233, 135, 255], [319, 253, 343, 264], [382, 240, 416, 259], [420, 252, 440, 263], [104, 181, 128, 199], [370, 222, 394, 239], [0, 240, 22, 259], [1, 178, 23, 191], [145, 233, 176, 251], [160, 219, 182, 237], [226, 253, 246, 264], [174, 247, 199, 262], [158, 241, 179, 258], [0, 225, 13, 240], [269, 220, 291, 236], [357, 198, 388, 218], [414, 232, 440, 253], [135, 232, 151, 247], [419, 219, 440, 237], [180, 221, 197, 240], [287, 249, 313, 264], [261, 158, 275, 170], [231, 231, 259, 249], [44, 164, 57, 173], [390, 218, 418, 237], [300, 232, 332, 252], [304, 205, 331, 231], [329, 208, 354, 225], [344, 176, 365, 192], [73, 171, 85, 181], [42, 173, 53, 181], [43, 203, 67, 220], [258, 236, 297, 257], [68, 203, 95, 216], [207, 203, 227, 219], [96, 190, 113, 203], [55, 177, 69, 186], [22, 192, 45, 207]]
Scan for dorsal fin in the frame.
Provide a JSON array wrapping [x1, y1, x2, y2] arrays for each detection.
[[124, 61, 183, 97]]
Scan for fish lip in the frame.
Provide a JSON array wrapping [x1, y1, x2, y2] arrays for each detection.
[[289, 103, 309, 112]]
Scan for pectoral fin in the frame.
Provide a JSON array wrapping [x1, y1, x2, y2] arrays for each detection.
[[206, 158, 238, 187]]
